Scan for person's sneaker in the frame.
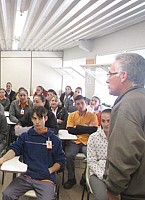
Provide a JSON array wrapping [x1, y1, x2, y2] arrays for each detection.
[[63, 178, 76, 189]]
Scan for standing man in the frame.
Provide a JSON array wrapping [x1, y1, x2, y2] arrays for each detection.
[[1, 106, 65, 200], [64, 95, 98, 189], [104, 53, 145, 200], [5, 82, 16, 103]]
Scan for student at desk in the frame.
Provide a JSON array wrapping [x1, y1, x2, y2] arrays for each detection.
[[0, 88, 10, 111], [5, 82, 16, 103], [0, 106, 65, 200], [9, 88, 33, 123], [64, 95, 98, 189], [15, 94, 58, 135], [0, 111, 8, 156], [50, 95, 68, 130]]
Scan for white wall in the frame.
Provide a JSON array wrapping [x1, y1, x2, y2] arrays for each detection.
[[63, 21, 145, 60], [63, 21, 145, 103], [0, 51, 63, 95]]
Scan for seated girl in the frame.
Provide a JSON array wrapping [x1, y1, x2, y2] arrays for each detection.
[[49, 95, 68, 130], [9, 88, 33, 123], [33, 86, 47, 98], [87, 109, 111, 200], [87, 96, 106, 126], [0, 88, 10, 111]]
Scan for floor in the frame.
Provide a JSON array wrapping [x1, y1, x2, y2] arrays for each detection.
[[0, 157, 94, 200]]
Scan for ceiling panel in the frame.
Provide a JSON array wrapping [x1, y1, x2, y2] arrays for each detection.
[[0, 0, 144, 51]]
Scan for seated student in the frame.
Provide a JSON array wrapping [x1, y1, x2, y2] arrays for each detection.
[[64, 95, 98, 189], [0, 103, 4, 114], [9, 88, 33, 123], [1, 106, 65, 200], [16, 94, 58, 135], [0, 111, 8, 156], [45, 89, 57, 109], [60, 86, 74, 106], [50, 95, 68, 130], [87, 109, 111, 200], [65, 87, 82, 113], [33, 85, 47, 98], [87, 96, 106, 126], [0, 88, 10, 111], [5, 82, 16, 103]]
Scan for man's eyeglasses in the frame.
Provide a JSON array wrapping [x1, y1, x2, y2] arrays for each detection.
[[107, 72, 118, 78]]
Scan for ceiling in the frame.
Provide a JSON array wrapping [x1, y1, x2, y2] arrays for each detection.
[[0, 0, 145, 51]]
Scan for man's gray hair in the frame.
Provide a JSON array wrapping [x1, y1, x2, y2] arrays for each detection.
[[115, 53, 145, 86]]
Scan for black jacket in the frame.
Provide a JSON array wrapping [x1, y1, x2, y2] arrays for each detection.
[[60, 91, 74, 106], [50, 106, 68, 130], [18, 110, 58, 135], [5, 90, 16, 103]]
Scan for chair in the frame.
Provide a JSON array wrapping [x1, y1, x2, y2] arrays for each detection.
[[23, 183, 59, 200], [1, 157, 59, 200], [81, 164, 93, 200], [62, 152, 86, 185]]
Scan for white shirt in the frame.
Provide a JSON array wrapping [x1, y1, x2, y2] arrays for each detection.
[[87, 127, 108, 180], [51, 107, 58, 118], [86, 104, 106, 114]]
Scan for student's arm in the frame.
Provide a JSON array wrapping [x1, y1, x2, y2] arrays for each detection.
[[4, 98, 10, 111], [0, 149, 15, 165], [49, 163, 60, 174], [0, 103, 4, 114], [0, 114, 8, 143], [67, 125, 97, 135], [9, 101, 19, 123]]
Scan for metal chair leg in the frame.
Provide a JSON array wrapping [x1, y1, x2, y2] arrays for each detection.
[[81, 185, 86, 200], [2, 172, 4, 185]]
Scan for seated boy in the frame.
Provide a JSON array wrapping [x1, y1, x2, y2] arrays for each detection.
[[0, 106, 65, 200]]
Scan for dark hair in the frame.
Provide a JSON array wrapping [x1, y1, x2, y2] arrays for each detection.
[[37, 86, 44, 91], [92, 96, 101, 104], [30, 106, 48, 119], [48, 89, 57, 95], [35, 94, 46, 102], [76, 87, 82, 92], [74, 95, 85, 102], [6, 82, 12, 86], [65, 86, 72, 90], [19, 88, 28, 95], [0, 88, 6, 92], [101, 109, 112, 118]]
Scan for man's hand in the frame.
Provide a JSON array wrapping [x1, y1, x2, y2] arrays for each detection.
[[106, 190, 121, 200], [15, 125, 22, 129]]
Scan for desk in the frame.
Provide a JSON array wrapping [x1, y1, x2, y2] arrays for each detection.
[[6, 117, 16, 125], [58, 130, 77, 140], [4, 111, 9, 117], [15, 126, 32, 136], [1, 156, 27, 173]]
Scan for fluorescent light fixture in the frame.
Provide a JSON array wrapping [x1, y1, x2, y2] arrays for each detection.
[[12, 10, 28, 50]]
